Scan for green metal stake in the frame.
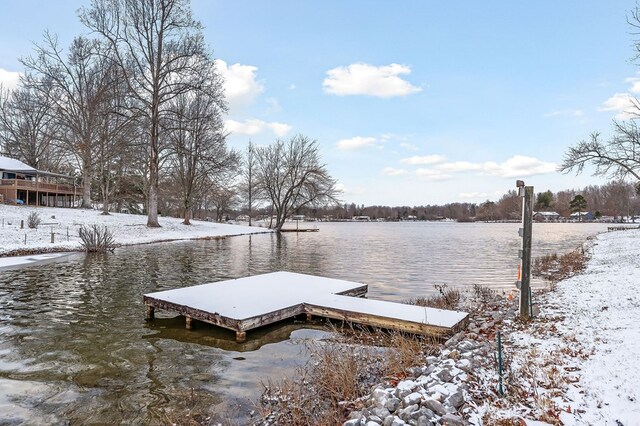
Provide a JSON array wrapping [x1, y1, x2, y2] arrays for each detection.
[[497, 331, 504, 396]]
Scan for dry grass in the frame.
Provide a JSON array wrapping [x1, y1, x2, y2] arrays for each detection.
[[406, 284, 461, 310], [257, 325, 439, 425], [532, 248, 588, 288]]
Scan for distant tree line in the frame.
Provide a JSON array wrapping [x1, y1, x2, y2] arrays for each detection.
[[241, 181, 637, 222], [0, 0, 337, 232]]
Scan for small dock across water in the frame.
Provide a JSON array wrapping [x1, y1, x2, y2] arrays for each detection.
[[143, 272, 468, 342]]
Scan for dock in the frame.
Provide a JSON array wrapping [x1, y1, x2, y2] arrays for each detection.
[[143, 271, 468, 342]]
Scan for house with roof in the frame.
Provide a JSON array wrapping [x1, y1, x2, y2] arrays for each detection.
[[0, 156, 78, 207], [569, 211, 595, 222], [533, 211, 561, 222]]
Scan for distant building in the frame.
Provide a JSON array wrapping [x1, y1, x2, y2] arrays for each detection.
[[532, 211, 561, 222], [569, 211, 595, 221], [352, 215, 371, 221]]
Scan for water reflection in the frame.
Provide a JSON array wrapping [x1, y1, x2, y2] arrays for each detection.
[[0, 222, 609, 423]]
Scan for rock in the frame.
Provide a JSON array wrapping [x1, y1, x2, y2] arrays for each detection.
[[455, 359, 473, 373], [385, 397, 401, 413], [416, 415, 434, 426], [383, 416, 406, 426], [448, 349, 460, 360], [373, 388, 390, 408], [395, 380, 417, 399], [398, 404, 419, 422], [444, 332, 464, 348], [407, 366, 423, 378], [445, 391, 465, 409], [436, 368, 453, 383], [366, 417, 383, 425], [349, 411, 363, 420], [343, 418, 362, 426], [439, 413, 466, 425], [403, 392, 423, 407], [371, 407, 391, 420], [422, 398, 446, 416]]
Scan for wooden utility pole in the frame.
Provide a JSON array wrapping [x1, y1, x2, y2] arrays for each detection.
[[520, 184, 534, 320]]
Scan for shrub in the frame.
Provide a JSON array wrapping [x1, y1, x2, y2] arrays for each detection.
[[27, 211, 41, 229], [79, 224, 116, 252], [407, 284, 461, 310]]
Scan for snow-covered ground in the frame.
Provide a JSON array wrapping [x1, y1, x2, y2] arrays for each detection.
[[481, 228, 640, 424], [341, 228, 640, 426], [0, 204, 270, 258]]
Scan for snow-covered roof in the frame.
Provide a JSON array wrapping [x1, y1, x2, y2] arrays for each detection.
[[533, 211, 560, 216], [0, 156, 37, 173]]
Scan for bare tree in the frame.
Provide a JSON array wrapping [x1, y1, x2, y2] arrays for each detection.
[[255, 134, 339, 232], [165, 83, 234, 225], [0, 82, 61, 170], [80, 0, 215, 227], [560, 121, 640, 182], [240, 141, 262, 226], [21, 34, 117, 208]]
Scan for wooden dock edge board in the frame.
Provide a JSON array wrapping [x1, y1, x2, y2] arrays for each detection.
[[335, 284, 368, 297], [144, 295, 309, 332], [303, 303, 469, 337], [144, 296, 241, 332]]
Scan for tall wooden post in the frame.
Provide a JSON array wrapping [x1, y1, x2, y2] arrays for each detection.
[[520, 185, 534, 320]]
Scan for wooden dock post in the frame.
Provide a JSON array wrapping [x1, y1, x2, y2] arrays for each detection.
[[145, 305, 155, 321], [185, 316, 193, 330], [236, 331, 247, 342], [520, 185, 533, 320], [306, 313, 313, 321]]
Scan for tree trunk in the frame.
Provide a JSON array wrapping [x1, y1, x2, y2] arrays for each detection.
[[147, 105, 160, 227], [81, 163, 92, 209], [183, 200, 191, 225]]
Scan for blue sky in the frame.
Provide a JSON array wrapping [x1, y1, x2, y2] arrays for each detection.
[[0, 0, 638, 205]]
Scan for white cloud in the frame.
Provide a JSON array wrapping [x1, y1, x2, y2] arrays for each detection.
[[225, 119, 292, 137], [337, 136, 377, 150], [400, 155, 446, 165], [0, 69, 21, 91], [323, 63, 422, 98], [399, 142, 419, 151], [215, 60, 264, 112], [434, 155, 556, 178], [599, 92, 638, 120], [381, 167, 408, 176], [415, 168, 451, 181]]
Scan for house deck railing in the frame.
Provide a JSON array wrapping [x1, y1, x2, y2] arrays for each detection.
[[0, 179, 75, 194]]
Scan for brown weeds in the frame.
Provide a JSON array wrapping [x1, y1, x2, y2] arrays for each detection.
[[532, 248, 588, 287], [407, 284, 461, 310]]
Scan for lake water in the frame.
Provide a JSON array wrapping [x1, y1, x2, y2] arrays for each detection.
[[0, 222, 609, 423]]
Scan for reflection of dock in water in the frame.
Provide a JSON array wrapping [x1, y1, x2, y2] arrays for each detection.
[[143, 315, 328, 352], [143, 272, 468, 342]]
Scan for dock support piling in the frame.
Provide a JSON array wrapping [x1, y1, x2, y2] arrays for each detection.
[[145, 305, 155, 321], [185, 316, 193, 330], [235, 331, 246, 342], [306, 313, 313, 321]]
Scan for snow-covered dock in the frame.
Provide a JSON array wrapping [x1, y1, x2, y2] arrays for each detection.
[[143, 271, 469, 342]]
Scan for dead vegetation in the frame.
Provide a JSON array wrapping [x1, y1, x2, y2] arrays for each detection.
[[406, 284, 461, 310], [257, 325, 438, 425], [532, 247, 588, 288]]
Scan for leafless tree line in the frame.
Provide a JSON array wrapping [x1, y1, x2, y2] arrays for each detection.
[[0, 0, 340, 231]]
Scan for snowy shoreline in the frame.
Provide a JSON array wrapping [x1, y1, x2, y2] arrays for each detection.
[[0, 204, 271, 260], [338, 228, 640, 425]]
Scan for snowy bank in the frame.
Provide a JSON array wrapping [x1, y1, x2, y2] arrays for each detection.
[[339, 228, 640, 425], [0, 204, 271, 258]]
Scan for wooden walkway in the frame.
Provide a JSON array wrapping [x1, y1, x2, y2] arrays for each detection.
[[143, 271, 468, 342]]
